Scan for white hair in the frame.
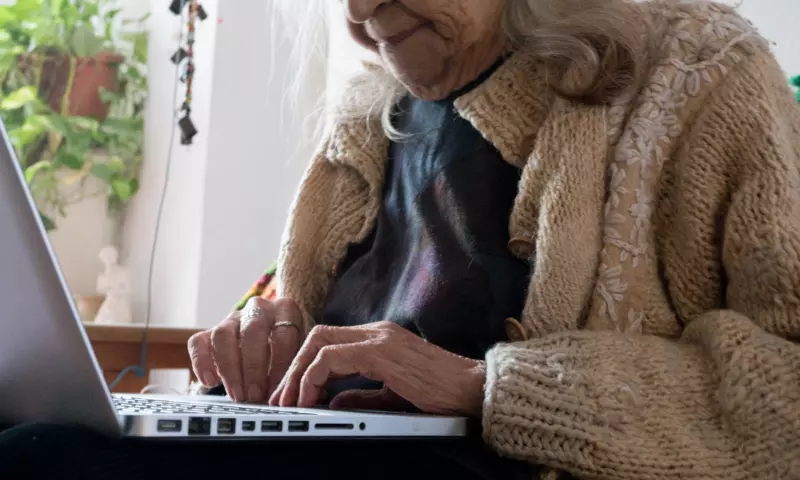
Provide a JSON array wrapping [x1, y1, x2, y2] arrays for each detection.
[[268, 0, 330, 143]]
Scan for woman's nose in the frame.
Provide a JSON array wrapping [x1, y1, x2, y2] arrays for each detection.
[[343, 0, 391, 23]]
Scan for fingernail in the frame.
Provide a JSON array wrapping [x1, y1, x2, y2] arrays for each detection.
[[248, 385, 261, 403], [201, 371, 216, 387], [231, 384, 244, 402]]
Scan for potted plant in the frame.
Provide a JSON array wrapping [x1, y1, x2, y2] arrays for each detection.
[[0, 0, 148, 230]]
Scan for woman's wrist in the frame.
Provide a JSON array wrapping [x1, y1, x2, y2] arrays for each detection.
[[460, 360, 486, 418]]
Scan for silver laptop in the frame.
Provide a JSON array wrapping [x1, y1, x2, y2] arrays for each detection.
[[0, 120, 468, 439]]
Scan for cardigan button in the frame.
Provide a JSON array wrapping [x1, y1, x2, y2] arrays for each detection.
[[505, 317, 529, 342], [507, 237, 535, 258]]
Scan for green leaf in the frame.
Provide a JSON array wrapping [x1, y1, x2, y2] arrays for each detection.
[[56, 150, 84, 169], [0, 58, 11, 73], [79, 1, 99, 19], [791, 75, 800, 89], [124, 64, 143, 81], [90, 162, 111, 181], [101, 116, 142, 134], [27, 114, 56, 132], [104, 8, 121, 21], [0, 7, 16, 26], [10, 0, 42, 18], [0, 30, 11, 43], [98, 86, 123, 105], [100, 117, 143, 145], [122, 12, 151, 25], [48, 0, 66, 16], [67, 129, 93, 152], [68, 116, 99, 132], [107, 155, 126, 173], [1, 86, 38, 110], [40, 212, 56, 231], [69, 24, 104, 57], [111, 179, 133, 200], [47, 115, 74, 138], [8, 115, 48, 148], [122, 31, 148, 64], [0, 55, 15, 72], [24, 160, 53, 183], [1, 45, 24, 57]]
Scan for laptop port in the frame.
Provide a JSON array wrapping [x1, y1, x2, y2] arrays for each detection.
[[315, 423, 354, 431], [188, 417, 211, 436], [217, 418, 236, 435], [288, 421, 309, 432], [241, 421, 256, 432], [261, 420, 282, 432], [156, 419, 182, 433]]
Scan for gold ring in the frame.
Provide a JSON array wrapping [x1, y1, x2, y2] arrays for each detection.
[[272, 321, 300, 332]]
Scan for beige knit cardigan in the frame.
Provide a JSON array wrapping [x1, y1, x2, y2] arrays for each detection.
[[276, 2, 800, 478]]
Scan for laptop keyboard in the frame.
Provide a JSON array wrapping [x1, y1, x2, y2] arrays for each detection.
[[112, 395, 311, 415]]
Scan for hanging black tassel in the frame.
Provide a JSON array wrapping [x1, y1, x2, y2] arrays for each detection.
[[174, 0, 200, 146], [197, 5, 208, 21], [169, 0, 187, 15], [179, 114, 197, 145], [170, 48, 188, 64]]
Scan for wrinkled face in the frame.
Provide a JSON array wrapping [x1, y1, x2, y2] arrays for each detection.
[[343, 0, 507, 100]]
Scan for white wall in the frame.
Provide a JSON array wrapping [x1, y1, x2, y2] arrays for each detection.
[[120, 0, 327, 329], [120, 0, 218, 328], [729, 0, 800, 75], [194, 0, 326, 328]]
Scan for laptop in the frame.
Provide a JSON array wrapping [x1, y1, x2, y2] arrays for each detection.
[[0, 120, 468, 439]]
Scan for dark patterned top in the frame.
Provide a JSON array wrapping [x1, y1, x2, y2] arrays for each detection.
[[320, 60, 530, 392]]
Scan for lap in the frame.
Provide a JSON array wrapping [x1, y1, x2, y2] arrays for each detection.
[[0, 423, 528, 480]]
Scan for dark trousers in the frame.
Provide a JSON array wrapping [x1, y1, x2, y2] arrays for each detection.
[[0, 423, 531, 480]]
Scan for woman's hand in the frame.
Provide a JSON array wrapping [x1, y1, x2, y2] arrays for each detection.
[[269, 321, 486, 417], [188, 297, 304, 403]]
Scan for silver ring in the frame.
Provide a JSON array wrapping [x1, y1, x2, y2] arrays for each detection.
[[240, 305, 265, 322]]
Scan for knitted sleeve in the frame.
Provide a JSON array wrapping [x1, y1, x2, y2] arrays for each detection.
[[275, 150, 339, 335], [481, 54, 800, 478]]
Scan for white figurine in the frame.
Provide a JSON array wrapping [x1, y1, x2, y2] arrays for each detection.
[[95, 246, 133, 325]]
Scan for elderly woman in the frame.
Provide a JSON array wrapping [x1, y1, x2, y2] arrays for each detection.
[[2, 0, 799, 479]]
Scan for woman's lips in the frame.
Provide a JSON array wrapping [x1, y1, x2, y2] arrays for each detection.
[[381, 22, 430, 47]]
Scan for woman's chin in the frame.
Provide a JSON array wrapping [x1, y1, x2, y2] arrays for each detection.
[[379, 40, 451, 99], [383, 59, 450, 100]]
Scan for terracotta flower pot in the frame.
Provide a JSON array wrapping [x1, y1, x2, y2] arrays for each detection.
[[37, 52, 123, 121]]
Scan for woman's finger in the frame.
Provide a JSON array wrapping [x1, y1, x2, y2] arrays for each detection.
[[187, 331, 218, 387], [276, 325, 369, 407], [329, 387, 411, 412], [239, 298, 275, 403], [210, 316, 244, 402], [266, 299, 304, 396], [298, 344, 377, 408], [268, 374, 287, 406]]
